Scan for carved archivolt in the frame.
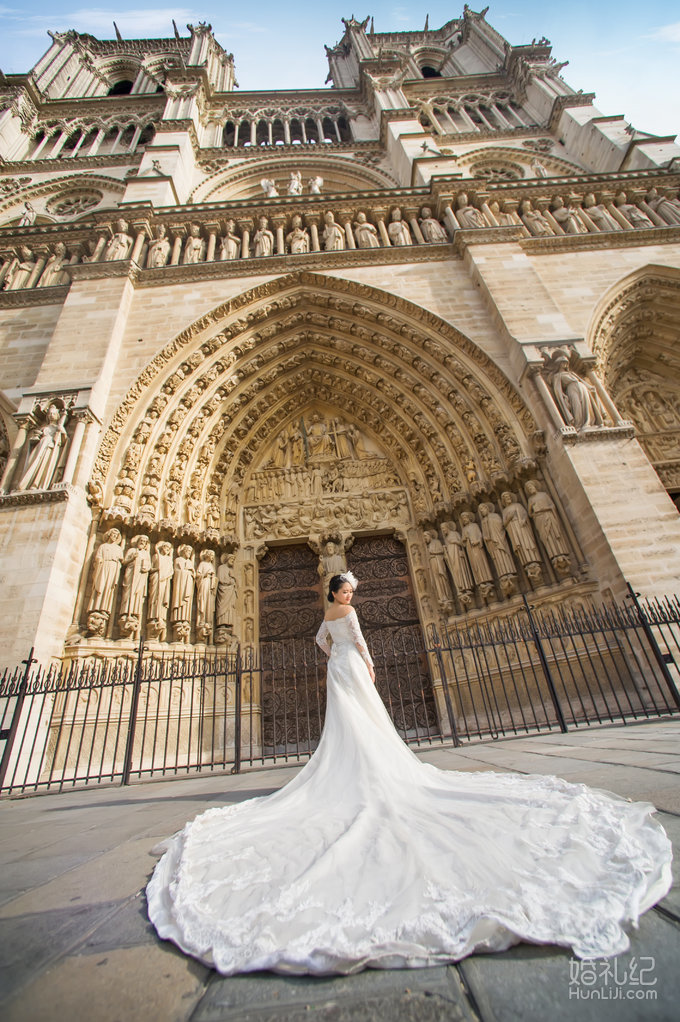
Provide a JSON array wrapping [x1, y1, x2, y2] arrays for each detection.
[[91, 272, 540, 537], [0, 173, 125, 221]]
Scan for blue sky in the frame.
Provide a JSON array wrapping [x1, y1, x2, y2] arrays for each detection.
[[0, 2, 678, 138]]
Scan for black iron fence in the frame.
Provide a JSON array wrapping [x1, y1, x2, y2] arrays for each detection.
[[1, 590, 679, 797]]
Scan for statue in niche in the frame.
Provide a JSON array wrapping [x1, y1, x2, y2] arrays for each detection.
[[119, 534, 151, 640], [87, 528, 124, 632], [582, 194, 621, 232], [322, 211, 345, 251], [459, 511, 494, 598], [455, 194, 487, 229], [423, 530, 453, 606], [478, 503, 516, 593], [488, 200, 518, 227], [183, 224, 205, 264], [519, 200, 553, 237], [419, 207, 448, 243], [644, 188, 680, 225], [308, 176, 323, 194], [353, 212, 380, 248], [105, 219, 133, 261], [319, 539, 347, 582], [500, 492, 542, 581], [38, 243, 69, 287], [387, 207, 412, 246], [260, 178, 279, 198], [220, 219, 241, 260], [147, 225, 171, 267], [196, 549, 217, 643], [524, 481, 571, 575], [205, 487, 221, 531], [530, 158, 549, 178], [171, 544, 195, 642], [287, 171, 303, 196], [551, 196, 587, 235], [147, 540, 174, 641], [163, 480, 180, 520], [440, 522, 474, 607], [18, 201, 36, 226], [541, 348, 607, 430], [16, 402, 69, 491], [286, 214, 310, 254], [614, 192, 653, 229], [3, 246, 36, 290], [253, 215, 274, 257], [306, 413, 334, 457], [215, 553, 236, 641]]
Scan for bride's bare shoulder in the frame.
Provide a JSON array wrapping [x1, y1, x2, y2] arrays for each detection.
[[324, 606, 355, 621]]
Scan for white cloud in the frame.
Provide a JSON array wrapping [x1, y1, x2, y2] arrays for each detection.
[[10, 8, 201, 39], [647, 21, 680, 44]]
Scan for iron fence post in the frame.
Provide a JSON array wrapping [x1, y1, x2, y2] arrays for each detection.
[[231, 646, 242, 774], [0, 647, 36, 792], [626, 583, 680, 709], [429, 625, 461, 747], [122, 637, 145, 786], [521, 595, 568, 733]]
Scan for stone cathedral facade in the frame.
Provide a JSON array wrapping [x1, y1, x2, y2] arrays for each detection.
[[0, 9, 679, 671]]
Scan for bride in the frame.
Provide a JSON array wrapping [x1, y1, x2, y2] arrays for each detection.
[[147, 572, 672, 975]]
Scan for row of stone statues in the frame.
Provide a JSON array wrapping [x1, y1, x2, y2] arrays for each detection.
[[261, 172, 324, 197], [423, 484, 571, 611], [85, 529, 237, 645], [4, 187, 678, 289]]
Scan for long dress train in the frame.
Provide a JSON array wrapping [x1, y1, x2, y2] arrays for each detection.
[[146, 609, 673, 976]]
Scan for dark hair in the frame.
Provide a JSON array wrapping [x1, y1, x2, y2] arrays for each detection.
[[327, 574, 349, 602]]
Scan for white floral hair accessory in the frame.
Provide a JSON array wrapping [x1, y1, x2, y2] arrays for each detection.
[[339, 570, 359, 590]]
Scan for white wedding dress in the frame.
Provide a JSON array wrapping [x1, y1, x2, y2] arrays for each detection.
[[147, 609, 673, 975]]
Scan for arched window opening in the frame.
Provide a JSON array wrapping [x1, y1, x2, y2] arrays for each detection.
[[137, 123, 155, 146], [222, 121, 236, 146], [97, 126, 120, 154], [62, 131, 81, 152], [421, 65, 442, 78], [120, 124, 136, 147], [337, 115, 351, 142], [305, 118, 319, 143], [239, 119, 251, 146], [256, 120, 269, 146], [272, 118, 285, 145], [419, 112, 431, 129], [289, 118, 304, 143], [107, 79, 133, 96], [322, 116, 335, 142]]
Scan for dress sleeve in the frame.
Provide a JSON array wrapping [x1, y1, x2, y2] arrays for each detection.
[[347, 608, 374, 667], [315, 620, 332, 657]]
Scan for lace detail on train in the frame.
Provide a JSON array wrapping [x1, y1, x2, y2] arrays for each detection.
[[147, 618, 673, 976]]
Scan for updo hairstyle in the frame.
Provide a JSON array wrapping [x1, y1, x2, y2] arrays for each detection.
[[328, 575, 349, 603]]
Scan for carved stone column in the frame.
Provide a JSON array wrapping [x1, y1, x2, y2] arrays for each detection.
[[237, 218, 253, 259], [271, 215, 286, 255], [204, 222, 220, 262], [337, 210, 356, 249], [169, 226, 185, 266], [407, 210, 425, 244], [130, 221, 150, 265], [373, 208, 390, 246], [305, 214, 321, 252], [0, 416, 30, 492]]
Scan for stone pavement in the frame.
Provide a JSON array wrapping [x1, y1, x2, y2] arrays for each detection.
[[1, 719, 679, 1022]]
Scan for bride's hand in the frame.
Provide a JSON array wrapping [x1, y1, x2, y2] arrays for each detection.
[[367, 663, 376, 685]]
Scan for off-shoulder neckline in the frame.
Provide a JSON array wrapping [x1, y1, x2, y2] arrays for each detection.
[[324, 607, 357, 622]]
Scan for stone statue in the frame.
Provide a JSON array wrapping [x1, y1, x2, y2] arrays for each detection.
[[147, 540, 174, 641], [322, 211, 345, 251], [196, 549, 217, 642], [319, 539, 346, 582], [614, 192, 653, 229], [308, 176, 323, 194], [171, 544, 195, 642], [520, 200, 553, 237], [332, 418, 355, 459], [487, 200, 517, 226], [440, 522, 474, 606], [353, 212, 380, 248], [645, 188, 680, 225], [16, 402, 68, 491], [424, 530, 453, 605], [253, 216, 274, 257], [220, 219, 241, 260], [260, 178, 278, 198], [551, 196, 586, 235], [147, 225, 171, 267], [582, 193, 621, 232], [18, 201, 36, 226], [286, 214, 310, 254], [530, 158, 549, 178], [525, 481, 570, 574], [105, 220, 133, 261], [37, 243, 68, 287], [419, 207, 448, 242], [3, 246, 36, 290], [87, 528, 124, 629], [215, 553, 236, 640], [183, 224, 205, 264], [119, 534, 151, 639], [307, 413, 333, 457], [478, 502, 516, 592], [455, 194, 487, 229], [387, 207, 411, 246], [542, 348, 606, 430], [500, 492, 542, 580], [287, 171, 303, 196], [460, 511, 494, 597]]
